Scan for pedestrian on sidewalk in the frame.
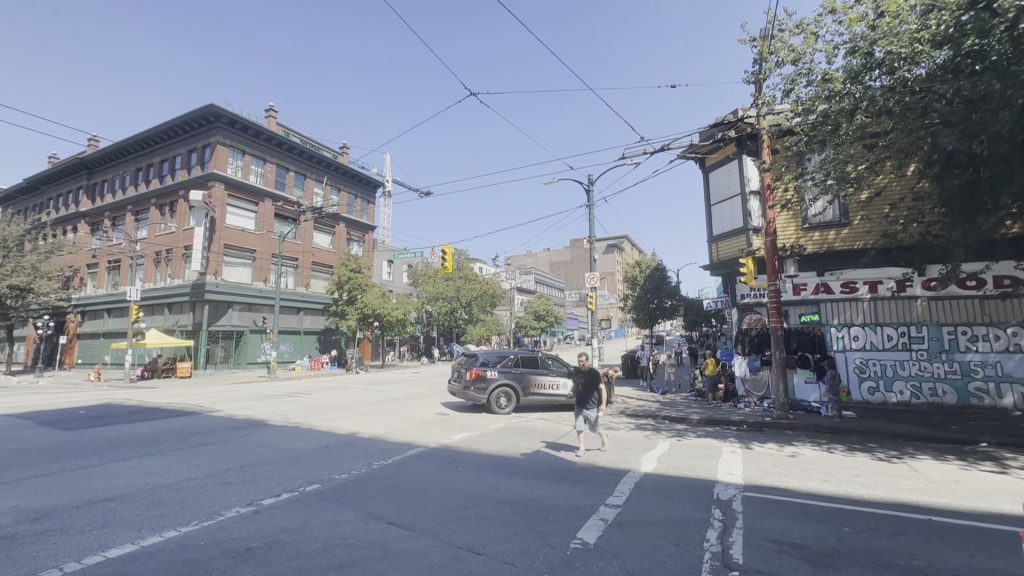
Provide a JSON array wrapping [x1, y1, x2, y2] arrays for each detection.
[[636, 345, 650, 390], [665, 354, 679, 392], [820, 357, 843, 421], [687, 343, 698, 369], [649, 348, 662, 393], [702, 351, 721, 402], [572, 352, 609, 458]]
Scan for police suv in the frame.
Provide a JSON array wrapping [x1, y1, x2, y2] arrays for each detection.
[[447, 350, 581, 414]]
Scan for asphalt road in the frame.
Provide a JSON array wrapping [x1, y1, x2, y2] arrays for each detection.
[[1, 360, 1022, 576]]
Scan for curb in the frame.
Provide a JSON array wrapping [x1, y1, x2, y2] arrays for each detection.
[[617, 410, 1024, 449]]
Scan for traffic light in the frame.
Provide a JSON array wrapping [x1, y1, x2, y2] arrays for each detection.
[[129, 304, 143, 325], [440, 245, 454, 273], [586, 291, 596, 311], [738, 256, 756, 288]]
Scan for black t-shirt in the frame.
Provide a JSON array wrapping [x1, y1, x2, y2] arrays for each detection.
[[575, 367, 603, 410]]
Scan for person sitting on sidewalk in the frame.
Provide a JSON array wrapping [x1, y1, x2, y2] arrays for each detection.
[[89, 364, 102, 382]]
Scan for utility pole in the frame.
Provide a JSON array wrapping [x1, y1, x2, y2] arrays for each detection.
[[269, 205, 314, 378], [585, 175, 599, 364], [754, 34, 791, 416], [545, 160, 638, 363], [124, 243, 141, 385]]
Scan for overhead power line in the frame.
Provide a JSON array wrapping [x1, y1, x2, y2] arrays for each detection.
[[475, 81, 743, 95], [0, 103, 113, 142], [0, 118, 83, 147], [384, 0, 579, 176], [355, 94, 472, 163], [495, 0, 647, 142]]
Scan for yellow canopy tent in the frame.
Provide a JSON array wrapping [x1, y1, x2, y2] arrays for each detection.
[[110, 329, 194, 350]]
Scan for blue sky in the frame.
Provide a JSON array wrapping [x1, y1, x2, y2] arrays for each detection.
[[0, 0, 819, 296]]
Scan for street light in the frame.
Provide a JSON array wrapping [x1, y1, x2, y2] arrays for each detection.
[[34, 315, 55, 377], [671, 262, 699, 286], [545, 159, 639, 363], [269, 223, 300, 378]]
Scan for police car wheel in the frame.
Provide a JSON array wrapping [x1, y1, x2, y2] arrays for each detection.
[[487, 387, 517, 415]]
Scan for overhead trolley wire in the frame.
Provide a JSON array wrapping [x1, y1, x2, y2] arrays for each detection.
[[0, 102, 113, 142], [495, 0, 647, 142]]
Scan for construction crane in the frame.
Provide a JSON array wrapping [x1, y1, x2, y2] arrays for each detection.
[[348, 153, 432, 245]]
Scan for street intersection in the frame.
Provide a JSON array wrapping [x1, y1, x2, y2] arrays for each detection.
[[1, 354, 1021, 575]]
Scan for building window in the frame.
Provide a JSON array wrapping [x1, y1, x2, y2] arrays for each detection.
[[187, 149, 198, 173], [134, 210, 149, 239], [347, 233, 364, 256], [105, 260, 121, 291], [131, 254, 145, 286], [270, 256, 298, 290], [224, 196, 258, 231], [346, 192, 356, 216], [158, 202, 177, 233], [293, 173, 306, 199], [383, 260, 394, 281], [403, 264, 412, 284], [227, 147, 244, 178], [707, 159, 746, 237], [222, 246, 255, 284], [90, 222, 104, 248], [110, 215, 126, 243], [313, 179, 324, 205], [160, 159, 170, 184], [56, 194, 64, 211], [146, 164, 155, 184], [182, 248, 192, 279], [361, 199, 370, 221], [153, 250, 173, 286], [99, 180, 108, 200], [122, 172, 130, 191], [274, 214, 298, 239], [800, 156, 846, 227], [250, 156, 266, 186], [275, 166, 289, 193], [135, 168, 144, 188], [329, 185, 340, 208], [112, 176, 120, 194], [310, 264, 333, 293], [201, 145, 212, 171], [188, 205, 204, 228], [85, 264, 98, 295], [312, 226, 334, 248]]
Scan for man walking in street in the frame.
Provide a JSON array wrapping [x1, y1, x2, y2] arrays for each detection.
[[636, 345, 650, 391], [572, 352, 608, 458]]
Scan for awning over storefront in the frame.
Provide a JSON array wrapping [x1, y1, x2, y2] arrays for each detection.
[[110, 329, 194, 350]]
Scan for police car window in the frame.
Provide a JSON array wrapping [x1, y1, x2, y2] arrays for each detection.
[[517, 355, 541, 370], [543, 356, 570, 376], [478, 354, 511, 368]]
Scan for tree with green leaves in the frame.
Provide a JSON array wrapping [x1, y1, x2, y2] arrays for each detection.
[[679, 295, 727, 334], [464, 315, 505, 346], [408, 249, 504, 344], [0, 214, 73, 374], [325, 252, 376, 340], [515, 296, 564, 339], [621, 256, 685, 340], [326, 251, 417, 357], [742, 0, 1024, 266]]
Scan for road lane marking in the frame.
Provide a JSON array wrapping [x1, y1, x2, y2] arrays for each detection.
[[745, 492, 1021, 532], [34, 418, 518, 576], [568, 440, 670, 552], [702, 442, 744, 576]]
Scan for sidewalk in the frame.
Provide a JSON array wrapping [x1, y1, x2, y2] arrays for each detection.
[[611, 378, 1024, 449]]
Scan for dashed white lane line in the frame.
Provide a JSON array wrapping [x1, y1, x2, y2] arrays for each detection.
[[745, 492, 1022, 532], [568, 440, 671, 552], [35, 419, 516, 576], [702, 442, 743, 576]]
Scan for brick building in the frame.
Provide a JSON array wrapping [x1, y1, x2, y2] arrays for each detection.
[[0, 103, 381, 371]]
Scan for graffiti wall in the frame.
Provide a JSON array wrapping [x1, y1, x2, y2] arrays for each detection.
[[829, 324, 1024, 410]]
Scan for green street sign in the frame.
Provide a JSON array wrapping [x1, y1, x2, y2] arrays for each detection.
[[394, 251, 424, 260]]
